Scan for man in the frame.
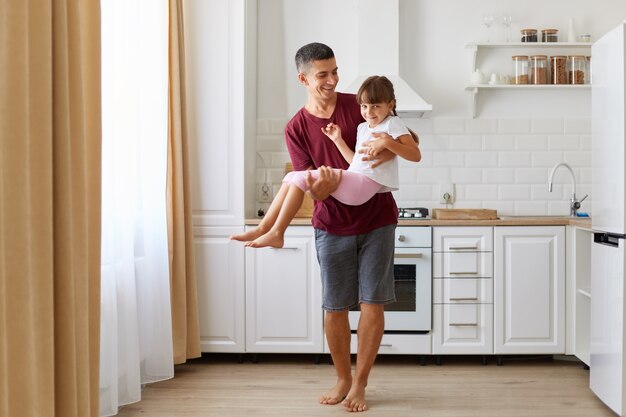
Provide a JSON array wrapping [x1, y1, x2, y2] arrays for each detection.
[[285, 42, 398, 413]]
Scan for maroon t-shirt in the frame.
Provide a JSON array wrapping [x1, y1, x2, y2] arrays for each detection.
[[285, 92, 398, 235]]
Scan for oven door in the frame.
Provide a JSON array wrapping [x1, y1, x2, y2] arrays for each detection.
[[349, 247, 432, 332]]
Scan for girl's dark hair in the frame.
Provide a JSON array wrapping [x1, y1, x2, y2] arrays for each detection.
[[356, 76, 420, 144], [295, 43, 335, 73]]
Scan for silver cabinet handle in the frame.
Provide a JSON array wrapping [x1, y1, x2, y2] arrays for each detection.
[[449, 271, 478, 275], [449, 323, 478, 327], [397, 235, 406, 242], [380, 343, 393, 347], [395, 253, 423, 259], [270, 247, 299, 250], [449, 297, 479, 301], [449, 245, 478, 250]]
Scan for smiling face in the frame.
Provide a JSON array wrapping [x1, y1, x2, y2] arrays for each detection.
[[360, 101, 394, 128], [298, 58, 338, 102]]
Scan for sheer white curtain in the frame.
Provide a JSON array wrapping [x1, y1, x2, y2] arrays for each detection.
[[100, 1, 173, 416]]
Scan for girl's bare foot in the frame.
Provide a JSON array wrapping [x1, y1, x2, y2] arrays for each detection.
[[244, 230, 285, 248], [230, 226, 266, 242], [342, 384, 368, 412], [319, 380, 351, 406]]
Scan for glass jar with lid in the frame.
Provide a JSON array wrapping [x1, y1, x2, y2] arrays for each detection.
[[541, 29, 559, 42], [530, 55, 548, 84], [512, 55, 529, 84], [568, 55, 586, 84], [550, 56, 567, 84], [521, 29, 537, 42]]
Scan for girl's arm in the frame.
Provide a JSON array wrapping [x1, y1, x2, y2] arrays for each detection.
[[363, 132, 421, 162], [321, 123, 355, 164]]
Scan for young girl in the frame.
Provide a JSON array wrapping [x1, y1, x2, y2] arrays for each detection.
[[231, 75, 421, 248]]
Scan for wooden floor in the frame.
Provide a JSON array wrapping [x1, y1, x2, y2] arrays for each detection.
[[116, 354, 615, 417]]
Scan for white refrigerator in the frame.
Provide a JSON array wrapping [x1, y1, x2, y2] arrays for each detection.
[[591, 21, 626, 416]]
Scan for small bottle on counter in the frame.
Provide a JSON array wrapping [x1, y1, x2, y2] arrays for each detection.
[[512, 55, 530, 84], [530, 55, 548, 84], [550, 55, 568, 84], [541, 29, 559, 42], [521, 29, 538, 42], [568, 55, 586, 84], [586, 56, 592, 84]]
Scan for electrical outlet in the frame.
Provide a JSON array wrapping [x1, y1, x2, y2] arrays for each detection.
[[439, 183, 455, 204], [257, 183, 272, 203]]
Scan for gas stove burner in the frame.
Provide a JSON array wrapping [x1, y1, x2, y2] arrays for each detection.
[[398, 207, 429, 219]]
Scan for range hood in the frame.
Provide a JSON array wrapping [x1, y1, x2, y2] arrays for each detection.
[[345, 0, 432, 118]]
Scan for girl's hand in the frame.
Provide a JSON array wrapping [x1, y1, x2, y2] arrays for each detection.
[[321, 123, 342, 143], [359, 132, 392, 157]]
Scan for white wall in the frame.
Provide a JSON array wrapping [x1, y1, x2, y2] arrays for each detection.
[[254, 0, 626, 216]]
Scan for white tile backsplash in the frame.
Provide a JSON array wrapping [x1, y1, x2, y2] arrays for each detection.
[[255, 116, 592, 216]]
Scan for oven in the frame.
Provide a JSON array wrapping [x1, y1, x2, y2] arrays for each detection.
[[349, 226, 432, 332]]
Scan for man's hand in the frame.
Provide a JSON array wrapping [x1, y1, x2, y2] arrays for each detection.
[[306, 166, 341, 200]]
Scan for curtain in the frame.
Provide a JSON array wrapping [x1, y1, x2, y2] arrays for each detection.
[[167, 0, 201, 365], [99, 0, 174, 415], [0, 1, 101, 416]]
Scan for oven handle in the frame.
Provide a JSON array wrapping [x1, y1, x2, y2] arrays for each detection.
[[449, 245, 478, 250], [395, 253, 423, 259]]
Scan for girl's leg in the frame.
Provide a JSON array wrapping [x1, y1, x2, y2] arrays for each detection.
[[230, 174, 295, 241], [331, 171, 383, 206], [246, 181, 307, 248]]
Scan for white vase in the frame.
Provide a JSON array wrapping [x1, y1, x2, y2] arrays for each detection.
[[568, 17, 576, 43]]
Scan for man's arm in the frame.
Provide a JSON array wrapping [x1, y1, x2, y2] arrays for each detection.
[[304, 165, 342, 200]]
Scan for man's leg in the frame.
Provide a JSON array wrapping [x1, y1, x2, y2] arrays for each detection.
[[320, 310, 352, 405], [343, 303, 384, 412]]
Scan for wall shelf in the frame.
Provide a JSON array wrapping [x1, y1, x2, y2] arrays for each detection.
[[466, 42, 592, 117]]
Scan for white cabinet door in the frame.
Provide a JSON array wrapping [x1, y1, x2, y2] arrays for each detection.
[[194, 227, 245, 353], [494, 226, 565, 354], [245, 226, 323, 353], [184, 0, 246, 226]]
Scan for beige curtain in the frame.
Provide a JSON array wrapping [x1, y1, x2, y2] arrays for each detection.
[[0, 1, 101, 417], [167, 0, 201, 365]]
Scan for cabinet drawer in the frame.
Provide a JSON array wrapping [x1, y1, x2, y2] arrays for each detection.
[[324, 333, 431, 355], [433, 278, 493, 304], [433, 252, 493, 278], [432, 304, 493, 354], [433, 227, 493, 252]]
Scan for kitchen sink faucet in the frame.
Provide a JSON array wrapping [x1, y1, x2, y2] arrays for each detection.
[[547, 162, 588, 216]]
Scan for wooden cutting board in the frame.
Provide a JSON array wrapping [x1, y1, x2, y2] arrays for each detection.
[[284, 162, 314, 218], [431, 208, 498, 220]]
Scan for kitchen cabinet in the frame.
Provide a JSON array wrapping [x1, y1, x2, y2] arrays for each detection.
[[465, 42, 592, 117], [566, 225, 592, 366], [432, 227, 494, 355], [494, 226, 565, 354], [245, 226, 324, 353], [184, 0, 249, 226], [194, 227, 246, 353]]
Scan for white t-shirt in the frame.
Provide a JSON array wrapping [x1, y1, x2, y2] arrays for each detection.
[[347, 115, 410, 192]]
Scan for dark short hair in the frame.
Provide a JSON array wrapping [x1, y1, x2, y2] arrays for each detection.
[[295, 42, 335, 73]]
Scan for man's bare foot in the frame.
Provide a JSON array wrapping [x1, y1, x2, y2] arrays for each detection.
[[244, 231, 284, 248], [342, 384, 367, 412], [319, 380, 351, 406], [230, 227, 266, 242]]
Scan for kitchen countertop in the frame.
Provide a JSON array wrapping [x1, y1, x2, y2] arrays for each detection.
[[245, 216, 592, 228]]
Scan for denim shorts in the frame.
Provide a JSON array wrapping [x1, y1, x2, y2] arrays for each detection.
[[314, 224, 396, 311]]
